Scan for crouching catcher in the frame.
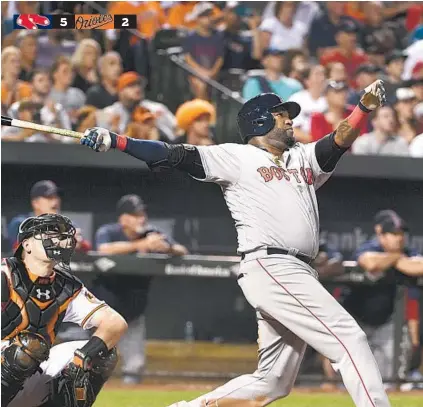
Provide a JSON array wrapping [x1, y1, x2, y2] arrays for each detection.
[[1, 214, 128, 407]]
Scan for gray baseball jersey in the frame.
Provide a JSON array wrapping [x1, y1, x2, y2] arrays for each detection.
[[194, 142, 332, 257], [170, 140, 391, 407]]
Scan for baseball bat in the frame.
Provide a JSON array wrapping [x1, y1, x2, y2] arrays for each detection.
[[1, 115, 83, 140]]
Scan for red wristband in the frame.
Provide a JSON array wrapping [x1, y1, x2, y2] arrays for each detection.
[[346, 105, 368, 130], [116, 134, 128, 151]]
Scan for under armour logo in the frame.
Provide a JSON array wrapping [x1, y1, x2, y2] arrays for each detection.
[[53, 250, 61, 255], [36, 289, 51, 300]]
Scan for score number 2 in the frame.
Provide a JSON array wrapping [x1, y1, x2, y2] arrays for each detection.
[[114, 15, 137, 29]]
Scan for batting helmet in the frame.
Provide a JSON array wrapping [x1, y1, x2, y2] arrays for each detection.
[[237, 93, 301, 143]]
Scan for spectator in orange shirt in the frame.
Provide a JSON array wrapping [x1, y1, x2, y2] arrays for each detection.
[[107, 1, 166, 40], [320, 20, 369, 88], [310, 80, 367, 142], [167, 1, 222, 30], [1, 46, 32, 110]]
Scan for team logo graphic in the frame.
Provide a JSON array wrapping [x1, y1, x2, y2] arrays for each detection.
[[84, 290, 102, 304], [14, 14, 51, 30], [36, 288, 51, 301]]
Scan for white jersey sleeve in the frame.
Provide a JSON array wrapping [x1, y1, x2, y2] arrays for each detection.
[[300, 142, 333, 190], [194, 143, 243, 185], [63, 287, 108, 330]]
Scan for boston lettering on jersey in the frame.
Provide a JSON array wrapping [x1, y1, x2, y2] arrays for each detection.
[[257, 166, 314, 185]]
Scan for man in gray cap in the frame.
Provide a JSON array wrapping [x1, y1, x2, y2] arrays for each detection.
[[7, 180, 90, 252], [92, 194, 187, 384], [7, 180, 62, 250]]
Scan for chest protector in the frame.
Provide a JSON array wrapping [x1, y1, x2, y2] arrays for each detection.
[[1, 257, 82, 345]]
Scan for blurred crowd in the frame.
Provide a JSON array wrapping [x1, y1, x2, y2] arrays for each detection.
[[1, 1, 423, 156]]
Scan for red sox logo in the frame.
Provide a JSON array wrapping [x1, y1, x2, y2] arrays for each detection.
[[257, 166, 314, 185], [16, 14, 50, 30]]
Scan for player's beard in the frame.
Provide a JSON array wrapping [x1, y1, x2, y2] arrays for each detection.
[[267, 127, 296, 150]]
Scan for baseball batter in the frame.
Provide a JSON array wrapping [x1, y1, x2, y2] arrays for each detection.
[[80, 80, 390, 407]]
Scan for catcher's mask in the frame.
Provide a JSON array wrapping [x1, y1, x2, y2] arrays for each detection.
[[237, 93, 301, 143], [15, 213, 77, 269]]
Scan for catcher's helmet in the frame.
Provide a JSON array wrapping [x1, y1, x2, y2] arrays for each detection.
[[237, 93, 301, 143], [15, 213, 77, 268]]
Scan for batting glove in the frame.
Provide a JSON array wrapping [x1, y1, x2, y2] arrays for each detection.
[[80, 127, 113, 152], [360, 79, 386, 111]]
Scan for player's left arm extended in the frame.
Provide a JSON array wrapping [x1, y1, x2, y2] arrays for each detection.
[[333, 80, 386, 148], [80, 129, 207, 178]]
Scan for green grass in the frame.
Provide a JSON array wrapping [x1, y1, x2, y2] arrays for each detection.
[[96, 389, 423, 407]]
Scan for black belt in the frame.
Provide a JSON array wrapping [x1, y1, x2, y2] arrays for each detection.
[[241, 247, 314, 265]]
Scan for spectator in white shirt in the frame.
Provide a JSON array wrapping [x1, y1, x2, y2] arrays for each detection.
[[259, 1, 308, 56], [262, 1, 320, 31], [289, 65, 327, 143], [7, 69, 73, 143], [352, 106, 409, 156], [409, 133, 423, 157], [49, 56, 86, 126], [409, 102, 423, 157]]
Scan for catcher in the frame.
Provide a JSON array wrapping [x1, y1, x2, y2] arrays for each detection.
[[1, 213, 128, 407]]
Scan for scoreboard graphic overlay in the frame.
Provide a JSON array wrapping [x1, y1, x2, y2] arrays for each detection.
[[14, 14, 137, 30]]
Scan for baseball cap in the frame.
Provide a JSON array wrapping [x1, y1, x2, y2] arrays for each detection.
[[133, 106, 156, 123], [338, 20, 358, 34], [117, 194, 146, 216], [30, 180, 61, 200], [404, 77, 423, 88], [117, 72, 145, 93], [374, 210, 408, 233], [395, 87, 416, 102], [355, 64, 381, 76], [186, 2, 214, 22], [325, 80, 349, 93], [176, 99, 216, 131], [386, 50, 406, 65], [226, 1, 253, 17], [411, 61, 423, 78], [366, 45, 385, 56], [262, 48, 285, 58]]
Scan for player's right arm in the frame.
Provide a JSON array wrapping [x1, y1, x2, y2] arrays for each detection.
[[79, 130, 241, 185]]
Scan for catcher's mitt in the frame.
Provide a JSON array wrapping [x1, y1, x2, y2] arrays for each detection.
[[54, 351, 95, 407]]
